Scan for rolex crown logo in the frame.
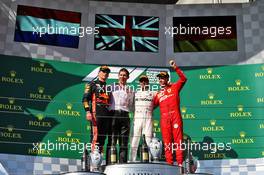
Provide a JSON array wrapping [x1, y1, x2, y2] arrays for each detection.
[[210, 120, 216, 126], [261, 65, 264, 71], [39, 62, 45, 67], [66, 130, 72, 137], [66, 103, 73, 110], [235, 79, 241, 86], [207, 68, 213, 74], [7, 125, 14, 132], [208, 93, 215, 100], [181, 106, 187, 113], [211, 146, 217, 153], [237, 105, 243, 112], [87, 125, 91, 131], [240, 131, 246, 138], [10, 70, 16, 77], [38, 87, 45, 94], [36, 113, 44, 121], [153, 120, 159, 127], [8, 97, 15, 104]]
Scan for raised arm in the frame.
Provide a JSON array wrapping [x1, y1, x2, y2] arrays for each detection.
[[170, 60, 187, 90]]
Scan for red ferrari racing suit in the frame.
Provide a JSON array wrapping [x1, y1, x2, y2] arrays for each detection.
[[154, 66, 187, 165]]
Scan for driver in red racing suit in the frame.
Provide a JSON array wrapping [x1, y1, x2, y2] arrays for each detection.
[[154, 61, 187, 166]]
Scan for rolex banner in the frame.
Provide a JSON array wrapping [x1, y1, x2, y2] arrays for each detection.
[[0, 54, 263, 160]]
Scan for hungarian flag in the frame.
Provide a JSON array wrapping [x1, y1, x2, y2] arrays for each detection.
[[95, 14, 159, 52], [173, 16, 237, 52], [14, 5, 81, 48]]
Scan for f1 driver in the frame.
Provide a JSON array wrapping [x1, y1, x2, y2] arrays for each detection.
[[130, 75, 156, 161], [82, 65, 112, 164], [154, 60, 187, 166]]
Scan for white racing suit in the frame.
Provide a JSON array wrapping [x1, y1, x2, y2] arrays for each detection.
[[130, 90, 155, 161]]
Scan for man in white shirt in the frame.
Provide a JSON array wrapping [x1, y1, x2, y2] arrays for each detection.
[[130, 75, 156, 162], [109, 68, 134, 163]]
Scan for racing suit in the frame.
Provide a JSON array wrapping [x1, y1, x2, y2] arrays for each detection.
[[82, 79, 112, 163], [154, 66, 187, 165], [130, 90, 156, 161]]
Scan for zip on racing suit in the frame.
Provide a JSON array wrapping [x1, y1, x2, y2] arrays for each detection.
[[130, 90, 156, 161], [154, 66, 187, 165]]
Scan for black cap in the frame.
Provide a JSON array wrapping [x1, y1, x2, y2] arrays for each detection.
[[157, 71, 169, 78], [99, 66, 110, 73], [139, 75, 149, 82]]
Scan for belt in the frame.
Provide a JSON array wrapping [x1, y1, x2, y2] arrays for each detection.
[[96, 103, 108, 107], [112, 110, 129, 114], [161, 110, 176, 115], [135, 110, 152, 113]]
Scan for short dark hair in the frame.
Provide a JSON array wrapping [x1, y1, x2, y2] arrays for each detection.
[[119, 68, 129, 77], [157, 71, 169, 78], [99, 65, 110, 73]]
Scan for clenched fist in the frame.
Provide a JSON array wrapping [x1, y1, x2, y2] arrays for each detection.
[[86, 111, 92, 121]]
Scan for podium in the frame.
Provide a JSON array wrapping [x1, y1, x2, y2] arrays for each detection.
[[104, 163, 213, 175], [61, 164, 212, 175], [104, 163, 181, 175]]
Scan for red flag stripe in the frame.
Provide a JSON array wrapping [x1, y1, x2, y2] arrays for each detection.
[[17, 5, 81, 24], [98, 28, 159, 37]]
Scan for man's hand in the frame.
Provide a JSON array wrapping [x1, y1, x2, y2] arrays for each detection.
[[169, 60, 177, 69], [86, 111, 92, 121]]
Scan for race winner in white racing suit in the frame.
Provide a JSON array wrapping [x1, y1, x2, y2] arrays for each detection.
[[130, 75, 156, 161]]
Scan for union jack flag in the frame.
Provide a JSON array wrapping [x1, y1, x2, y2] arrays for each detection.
[[94, 14, 159, 52]]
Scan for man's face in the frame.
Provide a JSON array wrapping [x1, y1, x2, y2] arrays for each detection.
[[118, 71, 128, 84], [139, 80, 149, 90], [98, 70, 109, 82], [158, 77, 168, 87]]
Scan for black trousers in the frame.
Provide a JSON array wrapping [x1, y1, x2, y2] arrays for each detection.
[[90, 105, 112, 164], [111, 110, 130, 163]]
